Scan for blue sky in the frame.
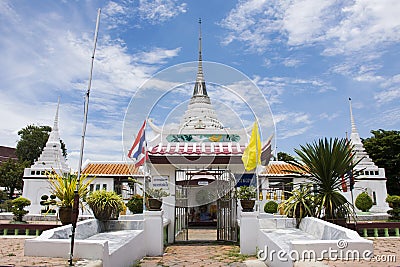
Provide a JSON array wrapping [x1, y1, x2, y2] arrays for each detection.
[[1, 0, 399, 170]]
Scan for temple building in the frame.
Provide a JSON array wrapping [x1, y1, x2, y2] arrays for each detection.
[[22, 101, 70, 214], [341, 99, 389, 213], [20, 21, 389, 242]]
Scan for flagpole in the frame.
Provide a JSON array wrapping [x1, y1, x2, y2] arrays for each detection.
[[256, 120, 260, 211], [69, 8, 101, 266], [143, 118, 148, 212]]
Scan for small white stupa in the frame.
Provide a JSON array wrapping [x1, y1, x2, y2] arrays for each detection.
[[343, 98, 389, 213], [22, 99, 69, 214]]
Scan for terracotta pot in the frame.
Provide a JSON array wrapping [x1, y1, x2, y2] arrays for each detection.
[[58, 206, 73, 225], [93, 207, 113, 221], [147, 198, 162, 211], [240, 199, 255, 212]]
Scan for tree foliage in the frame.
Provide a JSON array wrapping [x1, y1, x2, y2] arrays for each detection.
[[362, 129, 400, 195], [277, 152, 295, 162], [16, 125, 67, 164], [0, 159, 29, 198]]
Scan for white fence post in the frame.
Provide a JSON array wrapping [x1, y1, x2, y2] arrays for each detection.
[[144, 211, 164, 256], [240, 211, 258, 255]]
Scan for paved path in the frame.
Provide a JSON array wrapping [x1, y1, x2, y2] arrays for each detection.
[[138, 242, 263, 267]]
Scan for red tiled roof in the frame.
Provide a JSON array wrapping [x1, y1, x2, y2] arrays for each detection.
[[262, 162, 307, 176], [82, 163, 140, 176], [81, 161, 307, 177], [0, 146, 17, 163]]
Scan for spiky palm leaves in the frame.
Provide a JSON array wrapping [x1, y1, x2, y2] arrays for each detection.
[[47, 171, 95, 208], [279, 184, 315, 226], [288, 138, 359, 220]]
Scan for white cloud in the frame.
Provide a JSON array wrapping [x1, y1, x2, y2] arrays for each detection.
[[221, 0, 400, 55], [374, 88, 400, 104], [102, 1, 129, 30], [219, 0, 286, 52], [283, 0, 336, 46], [330, 58, 385, 83], [0, 1, 183, 170], [283, 58, 301, 67], [102, 0, 187, 28], [324, 0, 400, 55], [273, 111, 313, 140], [133, 47, 181, 64], [138, 0, 187, 24], [253, 75, 334, 105], [363, 106, 400, 128], [319, 112, 339, 121]]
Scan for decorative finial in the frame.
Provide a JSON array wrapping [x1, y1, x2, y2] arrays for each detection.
[[53, 97, 60, 132], [198, 18, 202, 62], [349, 97, 357, 134], [192, 18, 208, 97]]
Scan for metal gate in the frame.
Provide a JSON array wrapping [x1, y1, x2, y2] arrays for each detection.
[[174, 169, 237, 242], [174, 170, 189, 241], [217, 170, 237, 242]]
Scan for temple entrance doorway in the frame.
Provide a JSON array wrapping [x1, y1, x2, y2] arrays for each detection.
[[174, 169, 237, 242]]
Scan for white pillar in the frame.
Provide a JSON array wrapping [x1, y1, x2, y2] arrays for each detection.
[[240, 212, 258, 255], [144, 211, 164, 256]]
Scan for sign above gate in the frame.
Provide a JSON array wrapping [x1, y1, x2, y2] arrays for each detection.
[[235, 173, 256, 187], [151, 175, 169, 191]]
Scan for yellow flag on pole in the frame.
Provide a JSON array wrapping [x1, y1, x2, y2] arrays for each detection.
[[242, 121, 261, 171]]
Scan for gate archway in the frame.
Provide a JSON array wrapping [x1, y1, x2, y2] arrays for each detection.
[[174, 169, 237, 242]]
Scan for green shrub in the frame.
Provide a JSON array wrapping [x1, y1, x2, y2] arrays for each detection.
[[386, 195, 400, 206], [11, 197, 31, 222], [355, 192, 373, 212], [0, 199, 12, 212], [386, 195, 400, 220], [146, 188, 169, 199], [236, 186, 256, 200], [264, 201, 278, 213], [126, 194, 143, 214]]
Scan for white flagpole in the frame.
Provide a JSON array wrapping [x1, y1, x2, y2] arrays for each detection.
[[143, 119, 149, 211], [256, 120, 260, 211], [70, 8, 101, 266]]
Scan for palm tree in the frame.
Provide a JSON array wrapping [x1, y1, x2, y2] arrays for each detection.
[[287, 138, 359, 221]]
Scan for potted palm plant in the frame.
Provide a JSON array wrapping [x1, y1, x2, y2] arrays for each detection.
[[237, 186, 256, 212], [146, 188, 169, 211], [86, 190, 125, 221], [279, 184, 315, 227], [47, 172, 95, 225]]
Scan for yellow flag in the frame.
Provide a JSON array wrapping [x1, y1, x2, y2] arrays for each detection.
[[242, 121, 261, 171]]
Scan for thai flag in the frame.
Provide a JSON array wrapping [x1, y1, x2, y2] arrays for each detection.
[[128, 120, 148, 167], [341, 175, 348, 192], [260, 135, 273, 166]]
